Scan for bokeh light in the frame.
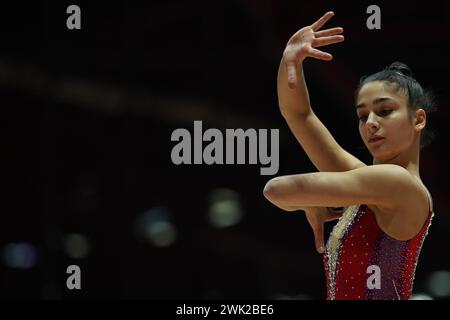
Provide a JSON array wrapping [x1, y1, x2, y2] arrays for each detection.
[[409, 293, 434, 300], [64, 233, 91, 259], [2, 242, 38, 269], [133, 206, 177, 247], [426, 270, 450, 298], [207, 188, 243, 228]]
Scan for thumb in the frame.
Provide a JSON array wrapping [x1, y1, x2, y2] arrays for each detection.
[[313, 223, 325, 254]]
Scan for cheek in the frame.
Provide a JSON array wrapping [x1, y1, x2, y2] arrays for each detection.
[[358, 125, 364, 138], [388, 118, 414, 141]]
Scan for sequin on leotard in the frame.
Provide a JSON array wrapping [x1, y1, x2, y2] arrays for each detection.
[[324, 196, 434, 300]]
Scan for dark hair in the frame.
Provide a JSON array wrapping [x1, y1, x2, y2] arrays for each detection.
[[355, 62, 438, 149]]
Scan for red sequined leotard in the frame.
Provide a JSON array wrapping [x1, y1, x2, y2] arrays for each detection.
[[323, 180, 434, 300]]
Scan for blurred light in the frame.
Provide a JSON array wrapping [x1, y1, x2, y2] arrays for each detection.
[[207, 188, 243, 228], [410, 293, 434, 300], [64, 234, 90, 259], [134, 207, 177, 247], [146, 220, 177, 247], [2, 242, 37, 269], [426, 270, 450, 298]]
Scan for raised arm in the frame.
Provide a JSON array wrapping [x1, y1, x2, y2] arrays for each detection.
[[278, 11, 366, 172]]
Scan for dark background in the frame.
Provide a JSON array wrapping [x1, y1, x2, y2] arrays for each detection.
[[1, 0, 449, 299]]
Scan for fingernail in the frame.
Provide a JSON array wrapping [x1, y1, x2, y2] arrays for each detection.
[[318, 246, 325, 253]]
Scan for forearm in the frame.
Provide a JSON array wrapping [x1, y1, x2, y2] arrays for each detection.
[[278, 204, 310, 212], [277, 58, 312, 118], [264, 174, 349, 212]]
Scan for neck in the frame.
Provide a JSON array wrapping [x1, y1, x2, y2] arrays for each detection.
[[373, 136, 421, 179]]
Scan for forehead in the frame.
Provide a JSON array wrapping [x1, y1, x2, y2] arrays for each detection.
[[357, 81, 407, 106]]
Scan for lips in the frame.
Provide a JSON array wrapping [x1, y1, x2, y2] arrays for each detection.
[[368, 136, 384, 143]]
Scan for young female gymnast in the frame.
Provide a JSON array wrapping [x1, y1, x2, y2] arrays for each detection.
[[263, 11, 436, 300]]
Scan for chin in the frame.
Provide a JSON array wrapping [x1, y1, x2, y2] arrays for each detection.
[[369, 148, 392, 162]]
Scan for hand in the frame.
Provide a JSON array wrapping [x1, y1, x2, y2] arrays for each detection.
[[304, 206, 344, 254], [283, 11, 344, 89]]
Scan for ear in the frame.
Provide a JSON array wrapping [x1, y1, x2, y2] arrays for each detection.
[[414, 108, 426, 132]]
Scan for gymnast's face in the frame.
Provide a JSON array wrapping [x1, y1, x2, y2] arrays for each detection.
[[356, 81, 423, 161]]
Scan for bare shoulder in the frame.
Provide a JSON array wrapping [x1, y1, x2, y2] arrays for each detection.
[[369, 169, 430, 241]]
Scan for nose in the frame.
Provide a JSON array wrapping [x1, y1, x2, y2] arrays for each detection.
[[365, 112, 380, 131]]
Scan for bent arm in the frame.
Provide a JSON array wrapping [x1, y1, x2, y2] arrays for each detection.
[[263, 164, 417, 210]]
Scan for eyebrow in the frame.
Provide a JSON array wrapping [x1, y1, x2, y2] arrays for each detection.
[[355, 97, 395, 110]]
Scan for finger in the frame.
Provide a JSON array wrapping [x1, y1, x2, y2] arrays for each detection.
[[285, 60, 298, 89], [315, 27, 344, 38], [307, 48, 333, 61], [313, 224, 325, 254], [310, 11, 334, 31], [313, 35, 344, 48]]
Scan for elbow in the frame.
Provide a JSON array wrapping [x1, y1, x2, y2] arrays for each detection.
[[263, 179, 279, 202], [263, 178, 291, 211]]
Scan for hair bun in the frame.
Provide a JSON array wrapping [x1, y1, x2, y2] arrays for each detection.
[[387, 61, 413, 77]]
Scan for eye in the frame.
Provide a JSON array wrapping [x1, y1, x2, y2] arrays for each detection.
[[380, 108, 392, 116], [358, 108, 392, 122], [357, 114, 367, 121]]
